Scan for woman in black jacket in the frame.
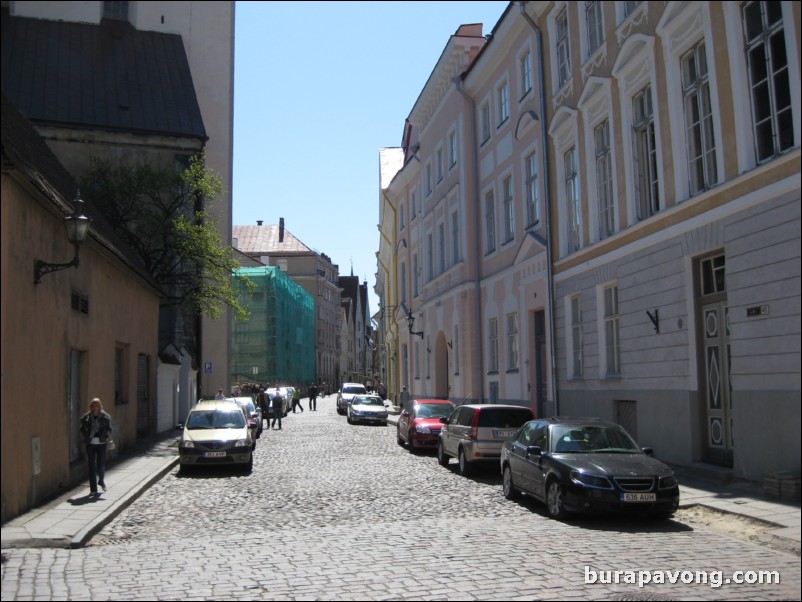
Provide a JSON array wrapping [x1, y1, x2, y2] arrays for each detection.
[[79, 398, 112, 495]]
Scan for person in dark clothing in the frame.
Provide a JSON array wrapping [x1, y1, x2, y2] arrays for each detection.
[[271, 392, 283, 429], [79, 398, 113, 496], [309, 383, 318, 411]]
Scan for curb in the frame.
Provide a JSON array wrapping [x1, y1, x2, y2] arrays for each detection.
[[70, 456, 179, 549]]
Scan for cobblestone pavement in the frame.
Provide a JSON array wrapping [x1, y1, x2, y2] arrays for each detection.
[[2, 402, 800, 600]]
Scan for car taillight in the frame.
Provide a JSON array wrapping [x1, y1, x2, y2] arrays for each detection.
[[470, 411, 479, 440]]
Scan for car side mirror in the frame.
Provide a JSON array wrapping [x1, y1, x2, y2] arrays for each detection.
[[642, 447, 654, 456], [526, 446, 542, 457], [439, 417, 449, 424]]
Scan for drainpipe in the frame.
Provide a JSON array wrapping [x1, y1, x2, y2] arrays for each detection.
[[453, 75, 485, 403], [519, 2, 559, 415]]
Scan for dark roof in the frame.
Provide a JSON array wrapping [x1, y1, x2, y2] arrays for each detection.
[[1, 91, 162, 293], [1, 12, 206, 140]]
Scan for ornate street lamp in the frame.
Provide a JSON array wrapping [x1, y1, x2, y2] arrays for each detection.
[[406, 309, 423, 339], [34, 191, 91, 284]]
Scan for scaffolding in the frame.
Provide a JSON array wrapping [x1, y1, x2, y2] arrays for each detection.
[[231, 267, 315, 386]]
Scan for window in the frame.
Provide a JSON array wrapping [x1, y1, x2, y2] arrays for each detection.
[[556, 9, 571, 88], [425, 163, 433, 196], [623, 1, 642, 18], [436, 147, 444, 182], [400, 263, 407, 305], [595, 120, 614, 239], [682, 41, 717, 195], [586, 1, 604, 55], [489, 382, 500, 403], [520, 51, 533, 97], [571, 296, 583, 377], [497, 82, 510, 125], [453, 325, 460, 374], [742, 1, 793, 162], [565, 147, 581, 253], [438, 223, 446, 275], [525, 152, 540, 226], [399, 202, 406, 231], [410, 191, 417, 220], [104, 0, 128, 20], [481, 103, 491, 143], [451, 211, 460, 264], [503, 176, 515, 243], [485, 189, 496, 254], [701, 254, 726, 295], [633, 85, 659, 220], [506, 313, 519, 371], [71, 290, 89, 314], [115, 345, 128, 404], [488, 318, 499, 372], [413, 254, 419, 297], [426, 234, 434, 282], [449, 132, 457, 167], [604, 286, 620, 376]]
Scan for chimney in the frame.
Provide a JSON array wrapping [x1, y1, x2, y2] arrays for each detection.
[[279, 217, 285, 243], [257, 220, 263, 226]]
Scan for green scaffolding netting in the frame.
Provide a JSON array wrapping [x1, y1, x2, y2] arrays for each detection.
[[231, 267, 315, 386]]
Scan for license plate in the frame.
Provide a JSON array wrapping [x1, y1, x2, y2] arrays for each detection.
[[494, 429, 517, 438], [204, 451, 226, 457], [621, 493, 656, 502]]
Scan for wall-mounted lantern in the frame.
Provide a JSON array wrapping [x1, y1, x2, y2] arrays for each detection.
[[34, 191, 91, 284]]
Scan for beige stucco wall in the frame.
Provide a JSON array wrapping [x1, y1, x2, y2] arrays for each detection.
[[1, 176, 160, 522]]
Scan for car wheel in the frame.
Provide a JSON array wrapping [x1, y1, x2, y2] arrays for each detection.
[[502, 466, 518, 500], [457, 447, 473, 477], [407, 434, 418, 453], [547, 480, 568, 520], [437, 441, 450, 467], [397, 427, 405, 446], [243, 454, 253, 474], [347, 413, 352, 424]]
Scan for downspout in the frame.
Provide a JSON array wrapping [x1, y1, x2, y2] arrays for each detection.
[[519, 3, 559, 415], [453, 75, 485, 403], [378, 188, 399, 400]]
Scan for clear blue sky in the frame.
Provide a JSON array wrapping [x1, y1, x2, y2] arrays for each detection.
[[232, 1, 509, 314]]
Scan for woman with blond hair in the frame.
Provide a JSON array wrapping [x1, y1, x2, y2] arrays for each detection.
[[79, 398, 113, 495]]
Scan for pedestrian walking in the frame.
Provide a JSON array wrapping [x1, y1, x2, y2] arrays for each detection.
[[291, 386, 304, 413], [256, 387, 270, 431], [271, 392, 283, 429], [309, 383, 318, 411], [400, 386, 411, 413], [377, 382, 387, 401], [79, 398, 113, 496], [215, 388, 225, 400]]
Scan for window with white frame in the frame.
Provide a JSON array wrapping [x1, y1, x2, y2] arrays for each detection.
[[436, 147, 444, 182], [485, 189, 496, 254], [571, 295, 583, 377], [438, 222, 446, 275], [595, 119, 615, 239], [682, 41, 717, 195], [453, 325, 460, 374], [497, 81, 510, 126], [525, 152, 540, 226], [633, 85, 659, 220], [742, 1, 794, 162], [506, 312, 519, 371], [565, 147, 581, 253], [503, 175, 515, 243], [410, 191, 417, 220], [586, 1, 604, 56], [449, 132, 457, 167], [425, 163, 433, 196], [426, 233, 434, 281], [399, 202, 406, 230], [489, 381, 499, 403], [413, 254, 419, 297], [481, 102, 491, 143], [520, 50, 533, 98], [556, 8, 571, 88], [488, 317, 499, 373], [623, 1, 642, 19], [400, 262, 407, 305], [451, 211, 460, 264], [604, 285, 620, 376]]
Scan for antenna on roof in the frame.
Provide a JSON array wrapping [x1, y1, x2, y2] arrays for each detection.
[[350, 258, 354, 277]]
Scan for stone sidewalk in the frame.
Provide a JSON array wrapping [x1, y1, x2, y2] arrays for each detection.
[[2, 407, 799, 556]]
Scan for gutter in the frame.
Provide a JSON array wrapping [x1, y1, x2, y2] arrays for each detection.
[[453, 75, 485, 403], [518, 2, 559, 415]]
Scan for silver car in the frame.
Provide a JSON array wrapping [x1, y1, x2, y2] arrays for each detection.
[[437, 404, 535, 476], [336, 382, 367, 415], [347, 394, 388, 426]]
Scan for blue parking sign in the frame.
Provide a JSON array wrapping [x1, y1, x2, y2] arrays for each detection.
[[204, 362, 212, 374]]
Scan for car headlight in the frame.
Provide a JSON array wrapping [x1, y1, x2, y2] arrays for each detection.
[[570, 470, 613, 489], [415, 424, 432, 434], [658, 474, 678, 489], [234, 439, 251, 448], [180, 440, 195, 449]]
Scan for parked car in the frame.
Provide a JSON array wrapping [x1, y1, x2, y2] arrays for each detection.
[[336, 382, 367, 415], [500, 417, 680, 520], [266, 388, 291, 417], [397, 399, 455, 451], [437, 404, 535, 476], [179, 400, 254, 473], [230, 396, 262, 438], [346, 394, 388, 425]]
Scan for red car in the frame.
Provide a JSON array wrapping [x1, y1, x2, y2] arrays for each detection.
[[397, 399, 455, 451]]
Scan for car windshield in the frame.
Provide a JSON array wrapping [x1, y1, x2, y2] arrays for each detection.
[[187, 410, 246, 430], [237, 400, 255, 414], [353, 396, 384, 407], [551, 425, 640, 453], [415, 404, 454, 419], [344, 386, 366, 394], [477, 408, 533, 428]]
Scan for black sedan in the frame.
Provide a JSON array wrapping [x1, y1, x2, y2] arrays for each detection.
[[500, 417, 679, 520]]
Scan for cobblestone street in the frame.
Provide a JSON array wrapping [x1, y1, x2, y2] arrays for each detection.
[[2, 401, 800, 600]]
